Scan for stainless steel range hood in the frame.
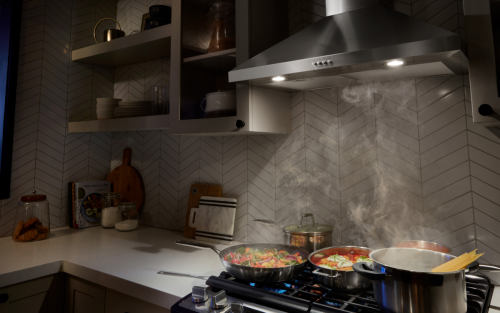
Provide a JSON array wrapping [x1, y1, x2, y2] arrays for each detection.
[[228, 0, 468, 91]]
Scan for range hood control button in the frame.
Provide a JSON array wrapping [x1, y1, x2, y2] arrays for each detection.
[[210, 290, 228, 309], [313, 62, 318, 66], [191, 286, 208, 303], [328, 60, 333, 64]]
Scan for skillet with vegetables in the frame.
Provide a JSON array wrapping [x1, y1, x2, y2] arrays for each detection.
[[224, 247, 304, 268]]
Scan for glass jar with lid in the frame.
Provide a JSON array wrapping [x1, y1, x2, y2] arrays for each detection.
[[115, 202, 138, 232], [12, 190, 50, 242], [101, 192, 121, 229]]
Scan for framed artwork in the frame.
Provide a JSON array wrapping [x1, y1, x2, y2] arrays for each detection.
[[141, 13, 151, 31]]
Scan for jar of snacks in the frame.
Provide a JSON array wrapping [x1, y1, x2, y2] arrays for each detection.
[[12, 190, 50, 242], [101, 192, 121, 229], [115, 202, 138, 232]]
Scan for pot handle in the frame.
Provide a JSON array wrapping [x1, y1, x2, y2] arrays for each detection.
[[94, 17, 122, 44], [312, 269, 340, 278], [465, 261, 500, 274], [353, 263, 389, 280], [176, 240, 221, 255]]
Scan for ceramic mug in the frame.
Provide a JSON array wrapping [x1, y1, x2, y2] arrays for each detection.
[[200, 90, 236, 114]]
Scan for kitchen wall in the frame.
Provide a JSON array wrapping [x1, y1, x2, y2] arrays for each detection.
[[0, 0, 115, 236]]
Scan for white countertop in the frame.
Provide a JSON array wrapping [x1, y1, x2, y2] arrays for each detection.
[[0, 226, 229, 309]]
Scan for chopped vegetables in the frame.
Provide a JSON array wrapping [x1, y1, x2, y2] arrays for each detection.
[[317, 254, 373, 271], [223, 247, 304, 268]]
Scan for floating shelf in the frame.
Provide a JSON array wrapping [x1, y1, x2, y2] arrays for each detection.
[[68, 115, 170, 133], [72, 25, 172, 67], [183, 48, 236, 72]]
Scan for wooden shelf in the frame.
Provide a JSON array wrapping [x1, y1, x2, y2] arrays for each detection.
[[72, 25, 172, 67], [68, 115, 170, 133], [183, 48, 236, 72]]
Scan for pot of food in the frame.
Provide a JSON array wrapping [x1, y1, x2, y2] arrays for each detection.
[[175, 240, 309, 283], [353, 248, 468, 313], [254, 213, 333, 252], [309, 246, 373, 292], [395, 240, 451, 253]]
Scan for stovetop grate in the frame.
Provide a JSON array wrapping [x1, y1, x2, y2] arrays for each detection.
[[205, 265, 493, 313]]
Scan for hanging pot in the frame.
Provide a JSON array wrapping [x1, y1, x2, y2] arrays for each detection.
[[93, 18, 125, 44]]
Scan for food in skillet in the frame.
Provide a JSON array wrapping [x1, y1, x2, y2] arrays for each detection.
[[315, 254, 373, 271], [223, 247, 304, 268]]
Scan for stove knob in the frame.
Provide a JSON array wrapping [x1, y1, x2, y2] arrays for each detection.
[[210, 290, 228, 310], [231, 303, 244, 313], [191, 286, 208, 303]]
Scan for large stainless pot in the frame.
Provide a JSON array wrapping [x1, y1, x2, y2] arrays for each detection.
[[309, 246, 373, 292], [176, 240, 309, 283], [353, 248, 471, 313], [255, 213, 333, 252]]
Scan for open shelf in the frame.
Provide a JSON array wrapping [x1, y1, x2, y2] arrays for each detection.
[[72, 24, 172, 67], [68, 115, 170, 133], [183, 48, 236, 72]]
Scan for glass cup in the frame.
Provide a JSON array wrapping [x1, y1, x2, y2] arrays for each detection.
[[151, 85, 170, 115]]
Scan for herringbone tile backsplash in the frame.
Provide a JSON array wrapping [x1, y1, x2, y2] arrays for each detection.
[[3, 0, 500, 284]]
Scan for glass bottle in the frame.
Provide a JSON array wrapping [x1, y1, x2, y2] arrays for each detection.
[[207, 1, 236, 53], [115, 202, 139, 232], [101, 192, 121, 229], [12, 190, 50, 242]]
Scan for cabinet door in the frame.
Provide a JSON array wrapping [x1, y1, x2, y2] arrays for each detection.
[[104, 289, 170, 313], [65, 276, 105, 313], [0, 275, 54, 313]]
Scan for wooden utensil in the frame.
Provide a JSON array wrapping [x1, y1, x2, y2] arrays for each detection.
[[184, 184, 222, 238], [107, 149, 145, 211]]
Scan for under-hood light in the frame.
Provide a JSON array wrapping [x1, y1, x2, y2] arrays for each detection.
[[272, 76, 286, 82], [387, 60, 404, 67]]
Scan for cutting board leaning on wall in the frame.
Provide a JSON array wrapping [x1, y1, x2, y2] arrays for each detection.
[[184, 184, 222, 238]]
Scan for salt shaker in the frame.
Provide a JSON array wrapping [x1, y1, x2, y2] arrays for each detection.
[[115, 202, 138, 232], [101, 192, 121, 229]]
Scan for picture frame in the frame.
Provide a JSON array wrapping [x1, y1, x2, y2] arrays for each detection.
[[141, 13, 151, 31]]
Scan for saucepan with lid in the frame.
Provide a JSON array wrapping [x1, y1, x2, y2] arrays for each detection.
[[254, 213, 333, 252]]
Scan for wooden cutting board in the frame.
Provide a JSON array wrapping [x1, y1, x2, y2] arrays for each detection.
[[184, 184, 222, 238], [107, 149, 145, 211]]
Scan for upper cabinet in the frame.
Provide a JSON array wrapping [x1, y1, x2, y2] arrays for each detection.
[[169, 0, 291, 135], [68, 0, 291, 135]]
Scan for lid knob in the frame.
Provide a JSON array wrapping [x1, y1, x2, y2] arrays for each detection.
[[300, 213, 316, 228]]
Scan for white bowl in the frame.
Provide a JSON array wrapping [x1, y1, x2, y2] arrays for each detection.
[[97, 103, 118, 110], [96, 109, 114, 120]]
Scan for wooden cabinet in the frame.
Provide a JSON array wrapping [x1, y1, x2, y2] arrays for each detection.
[[64, 276, 105, 313], [105, 289, 170, 313], [0, 274, 64, 313]]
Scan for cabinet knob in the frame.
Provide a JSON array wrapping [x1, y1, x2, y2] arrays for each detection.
[[0, 294, 8, 304], [236, 120, 245, 128], [478, 104, 494, 116]]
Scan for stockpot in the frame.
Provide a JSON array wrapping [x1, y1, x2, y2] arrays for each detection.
[[309, 246, 373, 292], [353, 248, 500, 313], [254, 213, 333, 253]]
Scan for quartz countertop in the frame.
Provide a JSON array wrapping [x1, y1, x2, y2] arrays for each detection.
[[0, 226, 228, 309]]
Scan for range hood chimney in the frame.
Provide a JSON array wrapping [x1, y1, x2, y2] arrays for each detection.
[[228, 0, 468, 91]]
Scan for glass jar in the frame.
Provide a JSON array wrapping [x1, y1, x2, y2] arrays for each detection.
[[115, 202, 138, 232], [12, 190, 50, 242], [101, 192, 121, 229], [207, 1, 236, 53]]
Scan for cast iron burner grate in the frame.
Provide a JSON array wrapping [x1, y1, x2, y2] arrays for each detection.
[[205, 265, 493, 313]]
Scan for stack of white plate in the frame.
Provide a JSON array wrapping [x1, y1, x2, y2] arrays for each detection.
[[97, 98, 121, 120], [114, 101, 152, 118]]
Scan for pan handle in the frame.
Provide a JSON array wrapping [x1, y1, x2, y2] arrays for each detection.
[[176, 240, 222, 254], [353, 263, 390, 280], [312, 269, 341, 278], [477, 263, 500, 272]]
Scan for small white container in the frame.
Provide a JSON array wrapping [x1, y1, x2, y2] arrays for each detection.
[[200, 90, 236, 114], [97, 109, 114, 120]]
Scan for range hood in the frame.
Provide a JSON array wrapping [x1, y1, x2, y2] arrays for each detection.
[[228, 0, 468, 91]]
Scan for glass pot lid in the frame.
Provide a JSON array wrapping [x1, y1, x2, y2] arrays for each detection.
[[283, 213, 333, 236], [21, 190, 47, 202]]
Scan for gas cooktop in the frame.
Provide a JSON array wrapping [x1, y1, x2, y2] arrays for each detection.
[[171, 265, 493, 313]]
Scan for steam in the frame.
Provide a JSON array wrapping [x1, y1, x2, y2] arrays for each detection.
[[339, 79, 444, 249]]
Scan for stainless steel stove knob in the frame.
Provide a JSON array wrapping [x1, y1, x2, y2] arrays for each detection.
[[210, 290, 228, 309], [231, 303, 244, 313], [191, 286, 208, 303]]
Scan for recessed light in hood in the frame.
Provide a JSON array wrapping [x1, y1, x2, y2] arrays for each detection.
[[272, 76, 286, 82], [229, 0, 468, 92], [387, 60, 404, 67]]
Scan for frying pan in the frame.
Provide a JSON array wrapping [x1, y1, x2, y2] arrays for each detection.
[[176, 240, 309, 283]]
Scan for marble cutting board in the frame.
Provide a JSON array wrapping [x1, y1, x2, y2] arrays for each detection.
[[189, 196, 237, 245]]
